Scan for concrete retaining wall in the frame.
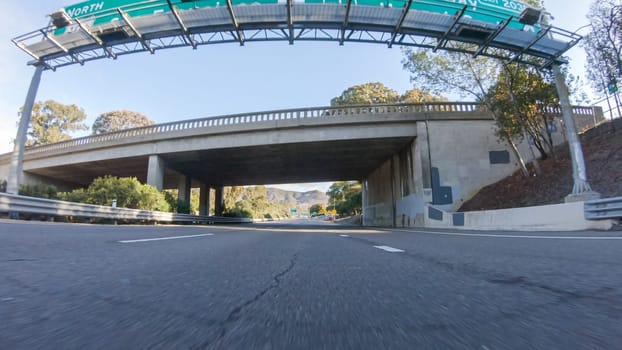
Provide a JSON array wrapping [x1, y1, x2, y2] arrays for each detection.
[[424, 202, 615, 231]]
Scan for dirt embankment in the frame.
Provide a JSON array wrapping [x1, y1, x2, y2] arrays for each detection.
[[459, 118, 622, 212]]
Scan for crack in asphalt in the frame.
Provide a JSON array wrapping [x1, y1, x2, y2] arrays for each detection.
[[345, 234, 622, 304], [3, 259, 39, 262], [199, 252, 300, 349]]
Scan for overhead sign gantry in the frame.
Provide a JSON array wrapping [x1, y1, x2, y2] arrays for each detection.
[[13, 0, 580, 70]]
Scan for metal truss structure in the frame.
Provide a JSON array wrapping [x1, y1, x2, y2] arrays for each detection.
[[12, 0, 581, 71]]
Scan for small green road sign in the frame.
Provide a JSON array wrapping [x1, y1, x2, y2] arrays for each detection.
[[290, 209, 297, 214], [608, 81, 618, 94]]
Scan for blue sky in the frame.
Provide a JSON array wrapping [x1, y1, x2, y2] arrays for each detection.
[[0, 0, 594, 192]]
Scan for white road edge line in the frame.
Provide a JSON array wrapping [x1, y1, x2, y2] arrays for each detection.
[[339, 234, 350, 237], [374, 245, 405, 253], [119, 233, 214, 243], [394, 229, 622, 240]]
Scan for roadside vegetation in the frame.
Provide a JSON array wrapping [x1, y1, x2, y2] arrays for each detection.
[[58, 176, 170, 212]]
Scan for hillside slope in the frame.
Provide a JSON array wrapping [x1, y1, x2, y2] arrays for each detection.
[[459, 119, 622, 211], [266, 188, 328, 209]]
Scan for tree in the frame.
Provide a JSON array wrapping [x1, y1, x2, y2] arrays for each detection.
[[399, 88, 448, 103], [401, 0, 547, 177], [309, 203, 326, 216], [224, 186, 245, 211], [326, 181, 362, 215], [24, 100, 87, 146], [92, 110, 154, 135], [331, 82, 399, 106], [583, 0, 622, 102], [242, 185, 269, 217], [487, 63, 560, 163], [402, 46, 533, 176], [59, 176, 170, 212], [163, 188, 200, 213]]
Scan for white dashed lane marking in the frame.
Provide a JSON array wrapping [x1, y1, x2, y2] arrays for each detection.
[[119, 233, 214, 243], [374, 245, 405, 253], [339, 234, 350, 237]]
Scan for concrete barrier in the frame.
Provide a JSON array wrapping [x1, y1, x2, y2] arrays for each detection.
[[424, 202, 615, 231]]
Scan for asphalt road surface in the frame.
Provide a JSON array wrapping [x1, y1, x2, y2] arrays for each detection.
[[1, 219, 622, 349]]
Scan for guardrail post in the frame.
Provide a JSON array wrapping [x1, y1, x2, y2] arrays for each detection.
[[552, 64, 600, 202]]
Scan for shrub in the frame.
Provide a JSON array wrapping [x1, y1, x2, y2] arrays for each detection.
[[19, 183, 58, 199], [59, 176, 170, 212], [223, 206, 253, 218]]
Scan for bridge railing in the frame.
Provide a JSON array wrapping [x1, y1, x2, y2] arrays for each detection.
[[24, 102, 482, 155], [0, 193, 251, 224], [21, 102, 597, 157]]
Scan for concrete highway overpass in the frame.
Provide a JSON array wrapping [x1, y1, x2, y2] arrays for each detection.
[[0, 102, 604, 224]]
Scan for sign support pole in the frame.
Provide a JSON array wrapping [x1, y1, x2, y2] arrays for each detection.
[[7, 65, 44, 199], [552, 63, 600, 201]]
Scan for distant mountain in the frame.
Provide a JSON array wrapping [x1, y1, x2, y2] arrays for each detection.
[[266, 188, 328, 210]]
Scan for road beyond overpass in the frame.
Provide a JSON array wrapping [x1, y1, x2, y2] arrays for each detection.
[[1, 220, 621, 349]]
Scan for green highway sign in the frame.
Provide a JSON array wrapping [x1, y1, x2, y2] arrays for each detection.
[[56, 0, 537, 34], [291, 209, 297, 214], [408, 0, 537, 32], [608, 80, 618, 94]]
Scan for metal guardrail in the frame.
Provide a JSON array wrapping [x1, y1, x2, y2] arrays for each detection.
[[0, 193, 251, 224], [584, 196, 622, 220]]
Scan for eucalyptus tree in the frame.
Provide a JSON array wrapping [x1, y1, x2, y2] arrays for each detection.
[[402, 45, 532, 176], [92, 110, 154, 135], [331, 82, 400, 106], [583, 0, 622, 96], [24, 100, 88, 146]]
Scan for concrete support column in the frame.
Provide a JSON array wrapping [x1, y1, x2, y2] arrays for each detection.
[[215, 186, 224, 216], [177, 175, 191, 214], [146, 155, 164, 191], [416, 121, 432, 190], [362, 178, 368, 226], [390, 155, 398, 228], [7, 65, 44, 195], [199, 184, 211, 216], [414, 121, 433, 204]]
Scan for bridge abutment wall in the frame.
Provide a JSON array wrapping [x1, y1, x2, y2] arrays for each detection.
[[362, 118, 573, 227]]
